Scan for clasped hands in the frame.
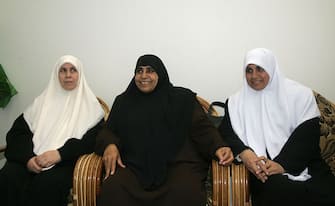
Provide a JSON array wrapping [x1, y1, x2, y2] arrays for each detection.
[[27, 150, 61, 173], [239, 149, 285, 183]]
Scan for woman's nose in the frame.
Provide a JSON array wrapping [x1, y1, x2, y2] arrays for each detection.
[[250, 70, 258, 78], [65, 71, 72, 77], [140, 71, 148, 78]]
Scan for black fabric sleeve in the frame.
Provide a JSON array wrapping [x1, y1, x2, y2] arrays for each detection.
[[218, 99, 249, 157], [94, 126, 121, 156], [5, 114, 35, 164], [95, 97, 122, 156], [58, 119, 104, 162], [274, 117, 320, 175], [189, 99, 226, 160]]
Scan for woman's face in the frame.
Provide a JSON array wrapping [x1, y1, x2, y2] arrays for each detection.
[[245, 64, 270, 90], [134, 66, 159, 93], [58, 63, 79, 90]]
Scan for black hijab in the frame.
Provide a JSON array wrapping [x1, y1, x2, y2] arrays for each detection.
[[107, 54, 196, 189]]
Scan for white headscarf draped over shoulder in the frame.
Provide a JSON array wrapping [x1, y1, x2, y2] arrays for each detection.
[[228, 48, 320, 181], [24, 55, 104, 156]]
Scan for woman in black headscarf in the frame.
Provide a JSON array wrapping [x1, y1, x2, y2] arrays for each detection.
[[95, 54, 233, 206]]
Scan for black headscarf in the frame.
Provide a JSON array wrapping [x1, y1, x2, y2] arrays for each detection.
[[107, 54, 196, 189]]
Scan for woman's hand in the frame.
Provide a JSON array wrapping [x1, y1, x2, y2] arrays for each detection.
[[215, 147, 234, 166], [258, 158, 285, 176], [36, 150, 61, 168], [239, 149, 268, 182], [27, 156, 43, 173], [103, 144, 126, 179]]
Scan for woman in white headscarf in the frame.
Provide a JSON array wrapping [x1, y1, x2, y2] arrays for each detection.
[[0, 55, 105, 206], [219, 48, 335, 206]]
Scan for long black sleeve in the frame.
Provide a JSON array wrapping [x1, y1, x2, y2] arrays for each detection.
[[189, 100, 226, 160], [58, 119, 104, 162], [218, 99, 249, 157], [274, 117, 320, 175], [94, 126, 121, 156], [94, 97, 122, 156], [5, 114, 34, 164], [5, 114, 104, 165]]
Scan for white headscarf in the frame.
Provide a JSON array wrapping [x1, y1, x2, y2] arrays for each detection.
[[228, 48, 320, 181], [24, 55, 104, 156]]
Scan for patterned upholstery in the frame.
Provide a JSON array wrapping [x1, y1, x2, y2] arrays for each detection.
[[314, 91, 335, 175]]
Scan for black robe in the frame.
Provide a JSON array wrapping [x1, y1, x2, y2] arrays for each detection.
[[95, 99, 226, 206]]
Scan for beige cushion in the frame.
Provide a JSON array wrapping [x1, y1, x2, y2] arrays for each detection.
[[314, 91, 335, 175]]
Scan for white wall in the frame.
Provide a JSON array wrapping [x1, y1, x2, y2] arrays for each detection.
[[1, 0, 335, 150]]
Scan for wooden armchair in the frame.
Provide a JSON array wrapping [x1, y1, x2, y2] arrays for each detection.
[[72, 96, 234, 206]]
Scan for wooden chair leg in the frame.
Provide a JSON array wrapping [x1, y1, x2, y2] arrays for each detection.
[[212, 160, 230, 206], [232, 164, 251, 206], [73, 153, 103, 206]]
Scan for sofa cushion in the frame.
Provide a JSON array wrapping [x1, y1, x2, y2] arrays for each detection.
[[314, 91, 335, 175]]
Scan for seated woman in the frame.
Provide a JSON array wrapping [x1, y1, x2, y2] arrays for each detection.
[[219, 48, 335, 206], [0, 55, 105, 206], [95, 54, 233, 206]]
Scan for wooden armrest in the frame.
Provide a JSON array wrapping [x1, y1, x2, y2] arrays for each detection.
[[231, 163, 251, 206], [72, 97, 108, 206], [212, 160, 251, 206], [73, 153, 103, 206], [212, 160, 230, 206]]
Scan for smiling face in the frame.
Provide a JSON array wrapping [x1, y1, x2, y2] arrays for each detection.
[[58, 63, 79, 90], [134, 65, 159, 93], [245, 64, 270, 91]]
